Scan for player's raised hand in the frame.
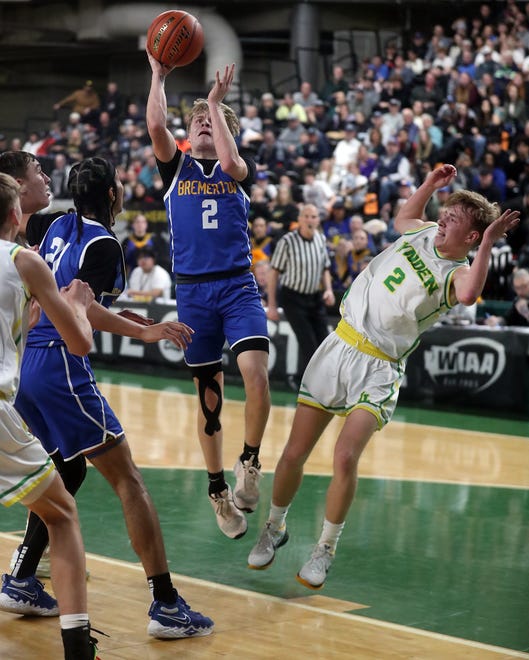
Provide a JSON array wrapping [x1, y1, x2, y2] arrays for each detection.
[[208, 64, 235, 104], [146, 47, 175, 78], [483, 208, 520, 245], [428, 164, 457, 189]]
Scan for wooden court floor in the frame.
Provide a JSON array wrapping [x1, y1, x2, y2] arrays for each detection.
[[0, 368, 528, 659]]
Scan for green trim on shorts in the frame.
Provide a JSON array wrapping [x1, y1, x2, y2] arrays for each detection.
[[297, 396, 350, 415], [1, 457, 55, 507]]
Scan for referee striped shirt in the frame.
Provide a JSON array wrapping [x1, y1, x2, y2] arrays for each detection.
[[270, 229, 331, 294]]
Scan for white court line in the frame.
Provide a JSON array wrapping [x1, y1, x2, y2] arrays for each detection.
[[127, 462, 529, 491]]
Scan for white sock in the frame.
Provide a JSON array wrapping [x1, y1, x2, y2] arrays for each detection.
[[60, 613, 89, 630], [318, 519, 345, 552], [268, 503, 290, 530]]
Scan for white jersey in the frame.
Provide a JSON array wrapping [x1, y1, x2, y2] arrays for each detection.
[[341, 223, 467, 360], [0, 240, 55, 507], [0, 240, 29, 402]]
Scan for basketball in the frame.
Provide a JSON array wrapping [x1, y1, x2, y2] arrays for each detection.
[[147, 10, 204, 68]]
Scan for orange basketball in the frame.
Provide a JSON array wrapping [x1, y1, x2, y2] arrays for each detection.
[[147, 10, 204, 68]]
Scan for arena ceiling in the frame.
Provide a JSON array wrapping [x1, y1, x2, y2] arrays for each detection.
[[0, 0, 483, 69]]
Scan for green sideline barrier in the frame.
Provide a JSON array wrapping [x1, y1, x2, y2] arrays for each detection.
[[476, 300, 512, 319]]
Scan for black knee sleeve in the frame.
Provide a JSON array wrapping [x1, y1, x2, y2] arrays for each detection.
[[13, 453, 86, 579], [51, 451, 87, 495], [190, 362, 223, 436]]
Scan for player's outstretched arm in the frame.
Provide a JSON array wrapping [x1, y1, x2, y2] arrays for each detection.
[[146, 48, 177, 162], [395, 164, 457, 234], [208, 64, 248, 181], [15, 249, 94, 356], [88, 302, 193, 349]]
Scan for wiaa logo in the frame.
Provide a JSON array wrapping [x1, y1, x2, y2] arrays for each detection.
[[424, 337, 506, 392]]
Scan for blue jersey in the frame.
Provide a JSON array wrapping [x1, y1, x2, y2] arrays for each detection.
[[163, 154, 252, 276], [28, 213, 125, 346]]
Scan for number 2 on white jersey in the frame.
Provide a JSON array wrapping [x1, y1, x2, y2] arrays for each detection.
[[383, 267, 406, 292], [202, 199, 218, 229]]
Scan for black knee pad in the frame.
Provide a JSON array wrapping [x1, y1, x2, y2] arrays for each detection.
[[190, 362, 223, 436], [51, 451, 87, 495], [231, 336, 270, 356]]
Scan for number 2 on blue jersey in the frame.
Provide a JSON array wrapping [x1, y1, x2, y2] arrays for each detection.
[[202, 199, 218, 229], [44, 236, 71, 275]]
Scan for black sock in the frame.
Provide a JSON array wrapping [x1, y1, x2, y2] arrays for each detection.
[[11, 512, 49, 579], [208, 470, 227, 495], [240, 443, 260, 467], [61, 624, 92, 660], [148, 572, 176, 604]]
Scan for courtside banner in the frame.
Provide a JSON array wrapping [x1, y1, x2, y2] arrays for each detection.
[[90, 300, 309, 384], [401, 325, 529, 414], [91, 302, 529, 416]]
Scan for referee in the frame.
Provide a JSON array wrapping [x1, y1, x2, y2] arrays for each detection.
[[267, 203, 335, 389]]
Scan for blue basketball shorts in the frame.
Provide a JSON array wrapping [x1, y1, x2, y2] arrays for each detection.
[[15, 344, 124, 461], [176, 271, 269, 366]]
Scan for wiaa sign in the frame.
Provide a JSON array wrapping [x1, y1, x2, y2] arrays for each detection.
[[401, 326, 529, 413], [424, 337, 506, 393]]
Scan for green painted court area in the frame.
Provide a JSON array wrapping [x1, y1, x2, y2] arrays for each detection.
[[1, 469, 527, 651], [0, 368, 527, 653]]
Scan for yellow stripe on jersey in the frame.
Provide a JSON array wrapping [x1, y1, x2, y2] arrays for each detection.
[[9, 244, 23, 259]]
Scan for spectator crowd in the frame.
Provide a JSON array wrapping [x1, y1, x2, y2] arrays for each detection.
[[4, 1, 529, 312]]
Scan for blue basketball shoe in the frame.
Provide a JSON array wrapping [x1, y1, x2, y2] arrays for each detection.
[[147, 590, 214, 639], [0, 573, 59, 616]]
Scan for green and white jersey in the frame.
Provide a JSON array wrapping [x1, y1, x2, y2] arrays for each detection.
[[340, 223, 467, 360], [0, 240, 29, 402]]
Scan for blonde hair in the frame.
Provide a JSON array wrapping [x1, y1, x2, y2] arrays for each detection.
[[187, 99, 240, 137], [444, 189, 500, 243], [0, 172, 20, 228]]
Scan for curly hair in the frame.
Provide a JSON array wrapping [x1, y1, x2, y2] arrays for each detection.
[[186, 98, 240, 137]]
